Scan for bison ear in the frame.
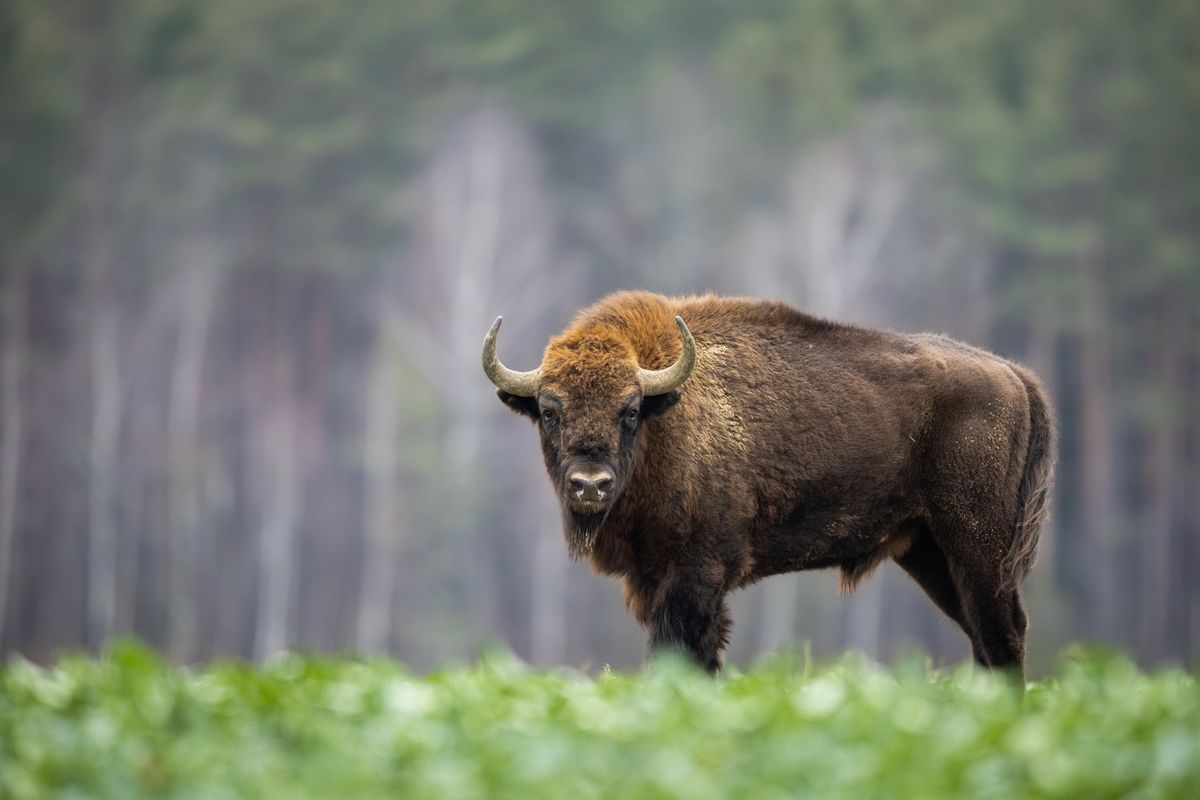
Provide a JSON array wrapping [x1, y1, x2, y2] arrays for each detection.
[[497, 389, 539, 420], [642, 388, 682, 420]]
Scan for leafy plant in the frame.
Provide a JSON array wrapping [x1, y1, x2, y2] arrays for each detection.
[[1, 643, 1196, 799]]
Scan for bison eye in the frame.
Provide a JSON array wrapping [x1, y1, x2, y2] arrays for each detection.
[[541, 409, 557, 423], [625, 407, 639, 421]]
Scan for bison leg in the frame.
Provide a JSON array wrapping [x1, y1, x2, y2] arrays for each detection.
[[894, 531, 986, 662], [645, 578, 730, 674], [927, 512, 1028, 676], [953, 572, 1027, 678]]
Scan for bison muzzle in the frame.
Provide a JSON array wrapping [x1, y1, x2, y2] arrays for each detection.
[[482, 292, 1056, 677]]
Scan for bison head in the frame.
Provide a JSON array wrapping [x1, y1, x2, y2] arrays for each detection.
[[482, 315, 695, 557]]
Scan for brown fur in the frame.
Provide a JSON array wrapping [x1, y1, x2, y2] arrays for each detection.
[[494, 291, 1056, 676]]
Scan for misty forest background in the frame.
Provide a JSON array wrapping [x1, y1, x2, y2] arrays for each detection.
[[1, 0, 1198, 674]]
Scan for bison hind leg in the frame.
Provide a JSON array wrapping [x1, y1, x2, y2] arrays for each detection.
[[929, 523, 1029, 677], [894, 530, 989, 663], [956, 581, 1027, 677], [930, 548, 1027, 678]]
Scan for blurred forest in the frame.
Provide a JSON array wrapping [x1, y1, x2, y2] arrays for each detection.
[[1, 0, 1198, 673]]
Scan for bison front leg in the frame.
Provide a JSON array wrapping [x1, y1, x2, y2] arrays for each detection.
[[642, 577, 731, 674]]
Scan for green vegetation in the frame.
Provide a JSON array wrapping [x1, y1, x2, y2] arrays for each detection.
[[2, 0, 1199, 668], [1, 644, 1197, 799]]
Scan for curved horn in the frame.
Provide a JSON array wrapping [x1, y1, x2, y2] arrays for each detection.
[[481, 316, 541, 396], [638, 316, 696, 396]]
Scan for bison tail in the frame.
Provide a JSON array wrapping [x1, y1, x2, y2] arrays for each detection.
[[1001, 368, 1057, 592]]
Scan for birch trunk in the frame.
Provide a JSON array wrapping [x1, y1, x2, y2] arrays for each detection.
[[357, 312, 403, 655], [255, 392, 298, 660], [167, 262, 220, 660], [87, 307, 121, 649], [409, 108, 561, 643], [79, 1, 122, 653]]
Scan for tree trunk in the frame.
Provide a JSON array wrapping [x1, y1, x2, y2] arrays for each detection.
[[528, 460, 567, 664], [87, 307, 122, 650], [255, 376, 298, 660], [755, 577, 802, 657], [1138, 325, 1175, 664], [167, 262, 220, 661], [0, 266, 26, 646], [402, 108, 569, 655], [76, 0, 121, 654], [357, 312, 403, 655], [1076, 255, 1118, 642], [1185, 314, 1200, 661]]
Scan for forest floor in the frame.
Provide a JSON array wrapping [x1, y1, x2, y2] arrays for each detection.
[[1, 643, 1197, 799]]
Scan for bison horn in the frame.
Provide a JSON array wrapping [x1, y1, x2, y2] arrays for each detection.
[[638, 316, 696, 396], [482, 316, 541, 397]]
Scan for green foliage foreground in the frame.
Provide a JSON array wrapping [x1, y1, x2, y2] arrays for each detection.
[[1, 645, 1197, 799]]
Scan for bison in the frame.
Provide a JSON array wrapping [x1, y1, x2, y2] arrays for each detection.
[[482, 291, 1055, 677]]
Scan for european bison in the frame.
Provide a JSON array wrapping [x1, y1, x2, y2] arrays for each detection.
[[482, 291, 1055, 676]]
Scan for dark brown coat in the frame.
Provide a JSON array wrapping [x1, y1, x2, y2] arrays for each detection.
[[492, 291, 1055, 675]]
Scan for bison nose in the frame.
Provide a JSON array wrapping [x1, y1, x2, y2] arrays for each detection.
[[568, 470, 614, 502]]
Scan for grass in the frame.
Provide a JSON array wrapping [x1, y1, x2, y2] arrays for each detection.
[[1, 643, 1197, 799]]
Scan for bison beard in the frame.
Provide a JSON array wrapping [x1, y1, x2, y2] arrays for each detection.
[[483, 291, 1056, 679], [563, 508, 609, 560]]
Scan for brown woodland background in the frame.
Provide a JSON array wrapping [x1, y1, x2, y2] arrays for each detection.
[[1, 0, 1199, 673]]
